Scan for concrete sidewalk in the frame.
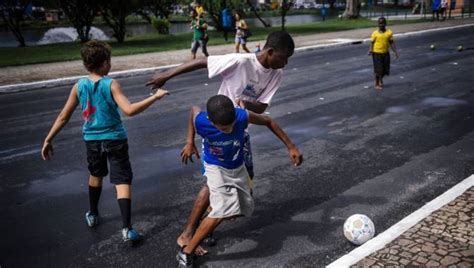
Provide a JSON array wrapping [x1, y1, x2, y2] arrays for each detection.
[[355, 187, 473, 267], [1, 18, 474, 87]]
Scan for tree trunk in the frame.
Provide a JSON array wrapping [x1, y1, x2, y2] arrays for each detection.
[[343, 0, 361, 18], [246, 0, 270, 27]]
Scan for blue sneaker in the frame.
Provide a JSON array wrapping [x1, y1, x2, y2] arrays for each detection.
[[121, 227, 142, 242], [85, 211, 99, 228]]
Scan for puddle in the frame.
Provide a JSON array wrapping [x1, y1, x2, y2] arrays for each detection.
[[386, 106, 411, 113], [421, 97, 468, 107]]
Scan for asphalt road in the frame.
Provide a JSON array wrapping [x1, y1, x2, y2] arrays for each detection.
[[1, 26, 473, 267]]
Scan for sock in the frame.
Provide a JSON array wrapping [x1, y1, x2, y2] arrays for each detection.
[[88, 186, 102, 215], [118, 198, 131, 229]]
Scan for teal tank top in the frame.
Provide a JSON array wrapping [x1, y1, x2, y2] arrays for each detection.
[[77, 77, 127, 141]]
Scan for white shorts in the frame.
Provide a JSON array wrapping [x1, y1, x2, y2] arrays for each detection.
[[204, 162, 254, 218]]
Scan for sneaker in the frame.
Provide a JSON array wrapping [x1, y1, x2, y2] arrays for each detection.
[[176, 247, 194, 268], [121, 227, 142, 242], [85, 211, 99, 228]]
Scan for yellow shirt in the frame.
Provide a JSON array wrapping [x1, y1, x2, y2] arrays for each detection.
[[196, 6, 204, 16], [371, 29, 393, 54]]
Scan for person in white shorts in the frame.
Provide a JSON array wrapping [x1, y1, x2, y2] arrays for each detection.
[[176, 95, 303, 267]]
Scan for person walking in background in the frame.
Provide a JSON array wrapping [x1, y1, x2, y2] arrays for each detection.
[[440, 0, 448, 20], [432, 0, 441, 21], [190, 9, 209, 59], [234, 11, 251, 53], [368, 17, 399, 91]]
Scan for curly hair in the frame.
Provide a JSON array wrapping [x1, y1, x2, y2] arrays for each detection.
[[80, 40, 111, 73]]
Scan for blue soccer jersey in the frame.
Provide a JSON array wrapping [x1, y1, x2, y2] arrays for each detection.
[[195, 108, 249, 169]]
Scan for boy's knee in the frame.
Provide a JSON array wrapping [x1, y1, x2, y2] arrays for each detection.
[[89, 175, 103, 187]]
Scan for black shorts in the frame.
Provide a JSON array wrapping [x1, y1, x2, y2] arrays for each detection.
[[85, 139, 133, 185], [372, 52, 390, 76]]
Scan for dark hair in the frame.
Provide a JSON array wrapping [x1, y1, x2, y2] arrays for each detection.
[[263, 31, 295, 54], [80, 40, 111, 73], [378, 17, 386, 23], [207, 95, 236, 126]]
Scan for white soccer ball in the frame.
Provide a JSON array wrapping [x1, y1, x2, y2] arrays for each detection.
[[343, 214, 375, 245]]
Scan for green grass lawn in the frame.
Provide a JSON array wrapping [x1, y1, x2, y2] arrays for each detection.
[[0, 18, 428, 67]]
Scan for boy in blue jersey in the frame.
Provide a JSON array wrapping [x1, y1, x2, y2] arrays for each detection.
[[41, 40, 169, 244], [176, 95, 303, 267]]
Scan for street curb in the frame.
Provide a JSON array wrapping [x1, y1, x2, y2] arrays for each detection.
[[0, 64, 180, 94], [1, 23, 473, 94], [326, 174, 474, 268]]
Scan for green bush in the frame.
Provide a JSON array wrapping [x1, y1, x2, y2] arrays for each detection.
[[151, 17, 171, 34]]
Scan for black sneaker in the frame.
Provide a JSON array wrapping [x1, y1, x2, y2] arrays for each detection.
[[176, 247, 194, 268]]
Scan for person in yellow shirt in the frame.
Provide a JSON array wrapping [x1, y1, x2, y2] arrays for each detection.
[[195, 2, 205, 16], [368, 17, 399, 90]]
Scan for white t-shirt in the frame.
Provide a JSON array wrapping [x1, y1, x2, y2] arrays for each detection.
[[207, 53, 282, 106]]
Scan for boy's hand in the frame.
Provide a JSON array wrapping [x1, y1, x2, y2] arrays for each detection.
[[154, 89, 170, 100], [181, 143, 200, 164], [395, 52, 400, 60], [41, 141, 54, 160], [146, 72, 168, 89], [368, 50, 372, 55], [288, 147, 303, 166], [236, 98, 246, 109]]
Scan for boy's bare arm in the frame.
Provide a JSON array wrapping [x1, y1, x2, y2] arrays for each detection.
[[238, 99, 268, 114], [181, 106, 201, 164], [42, 85, 79, 160], [368, 41, 374, 55], [146, 57, 208, 89], [248, 111, 303, 166], [389, 39, 399, 59], [111, 80, 169, 116]]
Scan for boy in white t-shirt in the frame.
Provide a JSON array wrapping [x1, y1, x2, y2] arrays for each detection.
[[146, 31, 295, 255]]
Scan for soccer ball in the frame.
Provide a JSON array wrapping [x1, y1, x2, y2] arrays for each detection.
[[343, 214, 375, 245], [430, 44, 436, 50], [457, 45, 464, 52]]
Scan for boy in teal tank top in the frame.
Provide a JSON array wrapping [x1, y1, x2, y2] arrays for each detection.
[[41, 40, 169, 244]]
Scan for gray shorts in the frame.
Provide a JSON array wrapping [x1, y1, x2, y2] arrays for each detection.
[[204, 162, 254, 218]]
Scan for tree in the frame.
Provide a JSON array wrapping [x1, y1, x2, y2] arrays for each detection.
[[0, 0, 32, 47], [201, 0, 243, 31], [101, 0, 139, 43], [280, 0, 294, 31], [343, 0, 361, 18], [245, 0, 270, 27], [59, 0, 99, 42], [135, 0, 176, 23]]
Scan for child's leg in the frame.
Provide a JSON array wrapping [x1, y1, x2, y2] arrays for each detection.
[[88, 175, 103, 215], [235, 42, 240, 53], [177, 184, 210, 255], [242, 43, 250, 53], [116, 184, 132, 229], [182, 216, 224, 254]]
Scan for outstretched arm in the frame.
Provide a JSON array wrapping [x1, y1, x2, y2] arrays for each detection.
[[42, 85, 79, 160], [146, 57, 208, 89], [111, 80, 169, 116], [181, 106, 201, 164], [248, 112, 303, 166]]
